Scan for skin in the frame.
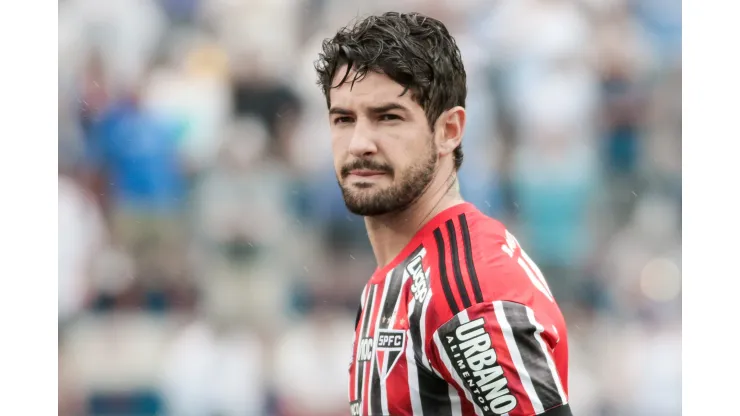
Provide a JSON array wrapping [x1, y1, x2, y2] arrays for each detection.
[[328, 66, 467, 268]]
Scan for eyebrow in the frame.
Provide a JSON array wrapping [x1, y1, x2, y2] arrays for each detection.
[[328, 107, 353, 116], [367, 103, 410, 114], [329, 102, 411, 116]]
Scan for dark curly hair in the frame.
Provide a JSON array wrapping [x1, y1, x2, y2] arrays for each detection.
[[315, 12, 467, 171]]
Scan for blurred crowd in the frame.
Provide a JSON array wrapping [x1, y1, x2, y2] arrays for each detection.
[[58, 0, 682, 415]]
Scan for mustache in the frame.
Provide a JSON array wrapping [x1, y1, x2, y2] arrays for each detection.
[[340, 160, 393, 178]]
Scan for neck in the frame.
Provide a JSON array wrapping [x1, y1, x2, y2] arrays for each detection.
[[365, 169, 465, 270]]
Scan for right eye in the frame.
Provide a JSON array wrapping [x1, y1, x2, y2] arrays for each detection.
[[333, 116, 354, 125]]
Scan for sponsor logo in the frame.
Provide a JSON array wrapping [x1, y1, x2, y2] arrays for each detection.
[[407, 252, 431, 303], [358, 337, 374, 362], [444, 318, 517, 415], [349, 400, 362, 416], [376, 329, 405, 351]]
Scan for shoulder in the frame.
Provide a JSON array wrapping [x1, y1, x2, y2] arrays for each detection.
[[420, 209, 558, 326]]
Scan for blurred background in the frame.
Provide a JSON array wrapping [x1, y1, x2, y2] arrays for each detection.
[[58, 0, 681, 414]]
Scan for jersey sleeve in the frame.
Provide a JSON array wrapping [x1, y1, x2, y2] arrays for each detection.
[[427, 300, 571, 416]]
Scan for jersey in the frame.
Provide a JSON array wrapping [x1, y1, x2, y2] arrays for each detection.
[[348, 203, 572, 416]]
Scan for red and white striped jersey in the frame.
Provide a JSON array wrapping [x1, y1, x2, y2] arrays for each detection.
[[348, 203, 572, 416]]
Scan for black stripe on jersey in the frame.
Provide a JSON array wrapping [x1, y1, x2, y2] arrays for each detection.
[[417, 365, 454, 416], [354, 305, 362, 330], [433, 228, 459, 314], [502, 301, 563, 410], [370, 359, 382, 414], [445, 219, 472, 309], [459, 213, 484, 303], [369, 258, 408, 416], [356, 286, 376, 401]]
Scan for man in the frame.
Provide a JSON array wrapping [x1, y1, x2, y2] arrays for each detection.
[[315, 12, 572, 416]]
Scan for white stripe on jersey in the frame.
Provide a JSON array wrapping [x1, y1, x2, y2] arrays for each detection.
[[493, 300, 544, 414], [525, 306, 568, 405], [360, 285, 369, 309], [448, 372, 464, 416], [432, 310, 485, 416]]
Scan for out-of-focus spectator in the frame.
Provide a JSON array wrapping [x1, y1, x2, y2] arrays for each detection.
[[631, 0, 682, 67], [78, 49, 112, 140], [159, 316, 267, 415], [643, 67, 682, 204], [60, 314, 178, 415], [88, 75, 191, 293], [59, 334, 85, 416], [273, 301, 353, 416], [192, 117, 298, 334], [229, 51, 303, 163], [621, 320, 682, 415], [510, 112, 601, 303], [601, 192, 681, 319], [143, 33, 231, 175], [486, 0, 595, 130], [158, 0, 201, 26], [75, 50, 116, 212], [203, 0, 302, 67], [60, 0, 167, 94], [452, 8, 506, 219], [592, 2, 656, 225], [58, 175, 108, 323]]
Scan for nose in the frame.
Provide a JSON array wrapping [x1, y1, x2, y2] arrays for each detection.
[[347, 123, 378, 158]]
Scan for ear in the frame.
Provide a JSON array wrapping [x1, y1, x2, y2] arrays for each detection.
[[434, 106, 466, 159]]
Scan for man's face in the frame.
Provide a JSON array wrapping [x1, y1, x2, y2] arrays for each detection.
[[328, 68, 439, 217]]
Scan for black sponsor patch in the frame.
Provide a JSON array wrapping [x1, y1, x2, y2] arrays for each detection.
[[376, 329, 404, 351], [440, 316, 517, 416]]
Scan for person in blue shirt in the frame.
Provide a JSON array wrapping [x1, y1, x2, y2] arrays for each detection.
[[88, 85, 191, 300]]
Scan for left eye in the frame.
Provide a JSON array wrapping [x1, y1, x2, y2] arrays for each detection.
[[379, 114, 401, 121]]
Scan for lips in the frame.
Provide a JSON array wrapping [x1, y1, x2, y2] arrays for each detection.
[[341, 163, 392, 178], [349, 170, 386, 177]]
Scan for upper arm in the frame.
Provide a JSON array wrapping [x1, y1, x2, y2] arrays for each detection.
[[428, 300, 570, 416]]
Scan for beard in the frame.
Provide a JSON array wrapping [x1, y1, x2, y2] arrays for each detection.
[[338, 144, 438, 217]]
